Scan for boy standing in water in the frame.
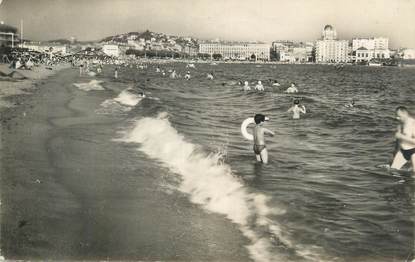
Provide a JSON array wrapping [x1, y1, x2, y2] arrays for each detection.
[[391, 106, 415, 173], [243, 81, 251, 91], [253, 114, 275, 164], [287, 99, 306, 119], [285, 83, 298, 93]]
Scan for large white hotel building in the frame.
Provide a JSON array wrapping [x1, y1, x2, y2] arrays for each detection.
[[315, 25, 348, 63], [352, 37, 388, 51], [352, 37, 390, 62], [199, 43, 271, 60]]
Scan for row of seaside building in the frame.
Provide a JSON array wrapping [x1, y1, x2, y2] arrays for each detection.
[[1, 22, 415, 63]]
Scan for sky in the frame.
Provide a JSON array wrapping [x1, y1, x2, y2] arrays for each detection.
[[0, 0, 414, 48]]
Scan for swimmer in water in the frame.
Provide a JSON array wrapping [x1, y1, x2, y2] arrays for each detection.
[[253, 114, 275, 164], [184, 71, 191, 80], [97, 64, 102, 74], [207, 72, 214, 80], [272, 80, 281, 87], [287, 99, 306, 119], [255, 81, 265, 91], [170, 70, 178, 79], [345, 99, 355, 108], [285, 83, 298, 93], [243, 81, 251, 91], [391, 106, 415, 173]]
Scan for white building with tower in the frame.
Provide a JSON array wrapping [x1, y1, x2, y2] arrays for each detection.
[[315, 25, 348, 63]]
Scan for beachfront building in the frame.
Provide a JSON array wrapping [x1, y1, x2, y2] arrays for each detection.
[[280, 48, 307, 62], [292, 47, 308, 62], [199, 43, 271, 61], [272, 41, 314, 62], [401, 48, 415, 59], [182, 45, 198, 57], [352, 37, 388, 51], [127, 40, 145, 51], [279, 51, 294, 62], [315, 25, 348, 63], [272, 41, 294, 53], [102, 44, 120, 57], [351, 37, 390, 62], [355, 47, 372, 62], [0, 22, 18, 48]]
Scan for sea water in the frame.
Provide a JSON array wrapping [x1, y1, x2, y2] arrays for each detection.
[[97, 63, 414, 261]]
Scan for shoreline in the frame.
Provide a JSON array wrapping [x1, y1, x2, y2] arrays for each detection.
[[115, 58, 410, 68]]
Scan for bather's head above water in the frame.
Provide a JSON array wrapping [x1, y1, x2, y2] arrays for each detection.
[[396, 106, 410, 122], [254, 114, 269, 125]]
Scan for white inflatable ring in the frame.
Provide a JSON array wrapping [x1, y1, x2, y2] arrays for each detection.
[[241, 117, 255, 141]]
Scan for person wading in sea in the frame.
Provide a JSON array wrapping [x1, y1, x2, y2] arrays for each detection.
[[391, 106, 415, 174]]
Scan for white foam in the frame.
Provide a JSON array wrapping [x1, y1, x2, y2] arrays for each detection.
[[96, 99, 132, 114], [117, 113, 309, 262], [113, 89, 144, 106], [73, 80, 104, 91], [87, 71, 97, 77]]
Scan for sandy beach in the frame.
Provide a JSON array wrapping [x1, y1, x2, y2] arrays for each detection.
[[0, 63, 70, 109]]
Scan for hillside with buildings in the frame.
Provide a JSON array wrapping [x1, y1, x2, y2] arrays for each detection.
[[100, 30, 198, 55]]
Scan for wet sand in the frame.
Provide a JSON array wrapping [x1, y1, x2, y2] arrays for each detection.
[[0, 67, 250, 260]]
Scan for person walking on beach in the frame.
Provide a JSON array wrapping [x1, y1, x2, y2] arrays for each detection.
[[287, 99, 306, 119], [253, 114, 274, 164], [114, 67, 118, 79], [79, 62, 84, 76], [391, 106, 415, 173]]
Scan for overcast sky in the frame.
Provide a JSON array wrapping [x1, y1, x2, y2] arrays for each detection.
[[0, 0, 414, 48]]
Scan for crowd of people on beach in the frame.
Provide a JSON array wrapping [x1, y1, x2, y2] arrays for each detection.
[[4, 51, 68, 70]]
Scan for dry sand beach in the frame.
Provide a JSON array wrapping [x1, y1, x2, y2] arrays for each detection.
[[0, 64, 69, 109]]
